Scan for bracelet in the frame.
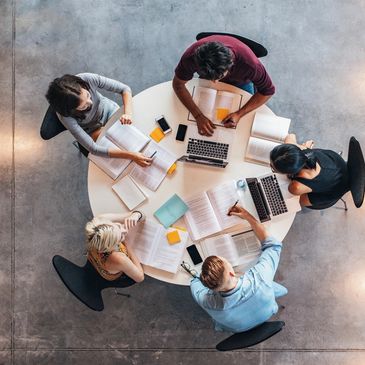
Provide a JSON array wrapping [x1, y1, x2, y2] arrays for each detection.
[[132, 210, 144, 222]]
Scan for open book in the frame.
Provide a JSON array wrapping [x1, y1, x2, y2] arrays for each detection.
[[126, 220, 189, 274], [89, 123, 150, 179], [200, 231, 261, 269], [245, 113, 291, 165], [184, 180, 246, 241], [188, 86, 243, 124], [129, 141, 177, 191]]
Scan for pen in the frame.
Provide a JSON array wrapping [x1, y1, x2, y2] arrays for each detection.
[[228, 200, 239, 216], [232, 199, 239, 208], [149, 151, 157, 159]]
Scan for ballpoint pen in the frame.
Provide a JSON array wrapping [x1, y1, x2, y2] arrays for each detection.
[[149, 151, 157, 159], [228, 200, 239, 216]]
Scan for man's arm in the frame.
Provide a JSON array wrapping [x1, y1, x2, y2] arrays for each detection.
[[172, 76, 215, 136]]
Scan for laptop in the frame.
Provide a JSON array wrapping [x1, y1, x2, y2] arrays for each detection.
[[178, 123, 235, 168], [239, 173, 301, 222]]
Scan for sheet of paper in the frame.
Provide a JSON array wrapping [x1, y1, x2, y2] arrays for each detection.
[[200, 234, 238, 264], [191, 86, 217, 121], [251, 113, 291, 142], [231, 231, 261, 268], [245, 136, 280, 165], [129, 141, 177, 191], [214, 90, 242, 122], [184, 192, 221, 240]]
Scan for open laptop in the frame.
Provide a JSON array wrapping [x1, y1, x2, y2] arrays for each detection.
[[178, 123, 235, 168], [239, 173, 301, 222]]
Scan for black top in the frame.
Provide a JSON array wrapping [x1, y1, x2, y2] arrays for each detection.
[[292, 149, 349, 207]]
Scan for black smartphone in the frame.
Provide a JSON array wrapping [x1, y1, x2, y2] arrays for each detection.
[[186, 244, 203, 265], [176, 123, 188, 141], [155, 115, 172, 134]]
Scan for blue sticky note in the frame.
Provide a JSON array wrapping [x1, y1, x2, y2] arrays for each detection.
[[154, 194, 189, 228]]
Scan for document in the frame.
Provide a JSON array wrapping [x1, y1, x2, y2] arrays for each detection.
[[129, 141, 177, 191], [200, 231, 261, 269], [89, 123, 150, 180], [188, 86, 243, 124], [184, 180, 243, 241], [245, 113, 291, 165], [127, 220, 189, 274]]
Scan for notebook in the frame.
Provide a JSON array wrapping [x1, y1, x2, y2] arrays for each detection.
[[154, 194, 189, 228], [112, 175, 147, 211]]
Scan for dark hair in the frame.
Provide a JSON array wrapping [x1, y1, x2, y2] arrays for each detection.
[[194, 42, 233, 80], [200, 256, 225, 290], [270, 144, 318, 175], [45, 74, 90, 118]]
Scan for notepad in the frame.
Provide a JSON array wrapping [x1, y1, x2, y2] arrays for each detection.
[[112, 175, 147, 211], [150, 127, 165, 142], [154, 194, 189, 228]]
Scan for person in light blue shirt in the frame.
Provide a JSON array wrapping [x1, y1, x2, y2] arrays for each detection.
[[190, 204, 287, 333]]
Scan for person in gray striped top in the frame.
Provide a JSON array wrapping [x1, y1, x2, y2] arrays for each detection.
[[45, 73, 152, 166]]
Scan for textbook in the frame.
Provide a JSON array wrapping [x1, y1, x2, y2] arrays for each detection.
[[200, 231, 261, 269], [245, 112, 291, 165], [184, 180, 247, 241], [127, 220, 189, 274], [129, 141, 177, 191], [89, 123, 150, 179], [188, 86, 243, 124], [112, 175, 147, 211]]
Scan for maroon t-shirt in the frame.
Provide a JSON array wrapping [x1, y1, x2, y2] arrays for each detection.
[[174, 35, 275, 96]]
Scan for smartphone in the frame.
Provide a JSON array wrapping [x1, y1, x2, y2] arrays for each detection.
[[186, 244, 203, 265], [176, 123, 188, 141], [155, 115, 172, 134]]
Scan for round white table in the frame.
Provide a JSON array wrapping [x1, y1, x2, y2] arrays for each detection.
[[88, 79, 296, 285]]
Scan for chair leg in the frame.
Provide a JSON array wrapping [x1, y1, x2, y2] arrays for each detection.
[[340, 198, 348, 211], [114, 288, 131, 298]]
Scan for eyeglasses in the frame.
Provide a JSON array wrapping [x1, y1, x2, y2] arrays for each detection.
[[181, 261, 199, 278]]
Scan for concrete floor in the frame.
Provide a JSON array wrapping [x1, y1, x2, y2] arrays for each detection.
[[1, 0, 365, 364]]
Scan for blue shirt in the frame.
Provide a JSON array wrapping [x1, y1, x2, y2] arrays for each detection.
[[190, 236, 283, 333]]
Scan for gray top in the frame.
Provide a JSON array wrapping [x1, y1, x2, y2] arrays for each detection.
[[58, 73, 132, 157]]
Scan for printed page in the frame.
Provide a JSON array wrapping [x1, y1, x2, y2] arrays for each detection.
[[88, 137, 130, 179], [200, 234, 238, 264], [129, 141, 177, 191], [206, 180, 242, 230], [184, 192, 221, 241], [190, 86, 217, 121], [230, 231, 261, 268], [106, 123, 150, 152], [245, 136, 280, 165], [214, 91, 242, 123], [251, 113, 291, 142]]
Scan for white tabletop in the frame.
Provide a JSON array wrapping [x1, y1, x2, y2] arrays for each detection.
[[87, 79, 296, 285]]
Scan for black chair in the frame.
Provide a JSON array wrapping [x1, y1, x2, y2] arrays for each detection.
[[40, 106, 89, 157], [216, 321, 285, 351], [52, 255, 135, 311], [196, 32, 268, 58]]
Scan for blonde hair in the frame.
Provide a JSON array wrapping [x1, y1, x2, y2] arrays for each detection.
[[85, 218, 125, 253], [200, 256, 225, 290]]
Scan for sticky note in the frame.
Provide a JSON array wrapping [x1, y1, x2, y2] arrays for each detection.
[[166, 230, 181, 245], [167, 163, 177, 175], [150, 127, 165, 142], [216, 108, 230, 121]]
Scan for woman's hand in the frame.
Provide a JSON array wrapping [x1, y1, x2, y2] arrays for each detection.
[[124, 211, 143, 231], [120, 114, 133, 124], [227, 204, 251, 220], [132, 152, 152, 167]]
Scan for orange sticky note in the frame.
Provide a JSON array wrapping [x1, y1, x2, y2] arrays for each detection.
[[166, 230, 181, 245], [167, 162, 177, 175], [150, 127, 165, 142], [216, 108, 230, 121]]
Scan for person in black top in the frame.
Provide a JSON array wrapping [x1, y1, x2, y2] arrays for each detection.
[[270, 134, 349, 209]]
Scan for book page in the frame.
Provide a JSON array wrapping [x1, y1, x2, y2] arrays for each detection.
[[245, 136, 280, 165], [106, 123, 150, 152], [184, 192, 221, 241], [89, 137, 130, 179], [129, 141, 177, 191], [206, 180, 242, 230], [190, 86, 217, 121], [251, 113, 291, 142], [230, 231, 261, 268], [200, 234, 238, 264], [214, 91, 242, 123]]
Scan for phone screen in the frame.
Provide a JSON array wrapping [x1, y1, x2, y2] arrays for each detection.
[[186, 245, 203, 265], [176, 124, 188, 141], [156, 116, 171, 133]]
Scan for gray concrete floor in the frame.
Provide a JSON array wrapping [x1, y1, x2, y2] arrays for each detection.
[[1, 0, 365, 364]]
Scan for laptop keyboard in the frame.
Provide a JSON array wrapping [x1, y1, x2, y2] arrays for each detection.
[[260, 175, 288, 216], [187, 138, 229, 160], [247, 178, 271, 222]]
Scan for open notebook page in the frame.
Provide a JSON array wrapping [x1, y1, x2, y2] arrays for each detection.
[[106, 123, 150, 151], [89, 137, 130, 179], [184, 192, 221, 241], [206, 180, 242, 230], [251, 113, 291, 142], [191, 86, 217, 121], [200, 234, 238, 264], [230, 231, 261, 267], [245, 136, 280, 165], [213, 91, 242, 123]]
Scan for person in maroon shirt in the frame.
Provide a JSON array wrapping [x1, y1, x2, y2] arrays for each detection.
[[173, 35, 275, 136]]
